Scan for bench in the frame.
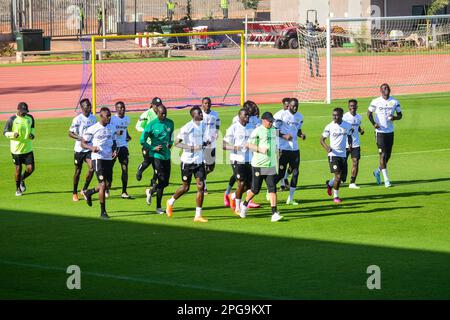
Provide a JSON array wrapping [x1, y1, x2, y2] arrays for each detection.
[[16, 50, 84, 63], [95, 46, 171, 60]]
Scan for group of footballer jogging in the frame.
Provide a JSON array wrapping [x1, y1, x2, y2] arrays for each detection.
[[3, 83, 402, 222]]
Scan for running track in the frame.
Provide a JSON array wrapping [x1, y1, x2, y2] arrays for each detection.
[[1, 54, 450, 120]]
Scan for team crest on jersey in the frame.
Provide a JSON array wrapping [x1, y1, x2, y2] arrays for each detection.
[[236, 174, 241, 179], [255, 171, 260, 177], [99, 175, 104, 181], [280, 165, 284, 170], [378, 148, 382, 153], [183, 176, 188, 181], [333, 165, 337, 170], [389, 101, 395, 107], [74, 160, 78, 165]]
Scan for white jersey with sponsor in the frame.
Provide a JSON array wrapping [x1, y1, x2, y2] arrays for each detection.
[[274, 110, 304, 151], [273, 109, 286, 121], [224, 121, 254, 163], [233, 115, 261, 129], [69, 113, 97, 153], [177, 120, 207, 165], [368, 96, 402, 133], [201, 110, 220, 148], [322, 121, 353, 158], [110, 115, 130, 148], [83, 122, 116, 160], [342, 112, 362, 148]]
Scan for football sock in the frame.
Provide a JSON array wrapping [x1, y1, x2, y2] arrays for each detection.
[[100, 202, 106, 213], [328, 178, 335, 187], [243, 200, 249, 207], [350, 176, 356, 184], [289, 187, 296, 201], [21, 171, 31, 181], [86, 188, 97, 196], [195, 207, 202, 218], [121, 169, 128, 193], [16, 180, 21, 190], [333, 189, 339, 198], [156, 188, 163, 208], [381, 169, 389, 182], [235, 199, 241, 210], [73, 184, 78, 194], [168, 196, 175, 206], [231, 192, 236, 200], [225, 184, 232, 195], [271, 206, 278, 214]]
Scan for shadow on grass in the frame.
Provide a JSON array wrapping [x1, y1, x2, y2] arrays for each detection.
[[0, 208, 448, 300], [299, 177, 450, 191]]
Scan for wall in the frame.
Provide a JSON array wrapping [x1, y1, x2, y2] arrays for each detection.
[[385, 0, 449, 16]]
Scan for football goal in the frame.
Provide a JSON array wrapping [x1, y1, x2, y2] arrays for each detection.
[[79, 30, 246, 113], [296, 14, 450, 103]]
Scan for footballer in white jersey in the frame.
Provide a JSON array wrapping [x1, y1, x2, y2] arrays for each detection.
[[68, 98, 96, 202], [200, 97, 221, 194], [342, 99, 365, 189], [273, 98, 306, 205], [368, 83, 403, 187], [166, 106, 210, 223], [110, 101, 132, 198], [81, 107, 118, 219], [223, 109, 254, 213], [321, 107, 353, 203], [224, 100, 261, 209]]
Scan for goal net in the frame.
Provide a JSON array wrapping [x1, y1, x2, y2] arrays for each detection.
[[78, 30, 245, 113], [296, 15, 450, 103]]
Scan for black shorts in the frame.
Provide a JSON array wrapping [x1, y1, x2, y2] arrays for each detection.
[[116, 146, 129, 164], [279, 150, 300, 171], [328, 156, 347, 174], [93, 159, 113, 184], [12, 152, 34, 166], [251, 167, 277, 194], [74, 151, 91, 168], [346, 147, 361, 160], [204, 148, 216, 166], [376, 132, 394, 155], [181, 162, 206, 184], [232, 162, 252, 183], [154, 158, 171, 187]]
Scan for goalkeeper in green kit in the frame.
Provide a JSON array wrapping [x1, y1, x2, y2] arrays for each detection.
[[3, 102, 36, 196], [140, 104, 174, 214]]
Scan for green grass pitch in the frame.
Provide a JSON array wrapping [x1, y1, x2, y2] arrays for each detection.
[[0, 92, 449, 299]]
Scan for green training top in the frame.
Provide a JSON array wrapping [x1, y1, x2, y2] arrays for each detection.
[[249, 125, 278, 168], [136, 108, 158, 132], [3, 114, 36, 155], [140, 118, 174, 160]]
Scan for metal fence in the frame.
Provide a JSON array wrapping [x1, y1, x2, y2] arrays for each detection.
[[0, 0, 270, 38]]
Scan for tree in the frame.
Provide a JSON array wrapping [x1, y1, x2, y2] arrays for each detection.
[[427, 0, 449, 15], [240, 0, 260, 11]]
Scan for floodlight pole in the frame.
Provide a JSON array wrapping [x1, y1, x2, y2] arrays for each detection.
[[102, 0, 106, 49], [326, 18, 331, 104], [244, 14, 248, 102]]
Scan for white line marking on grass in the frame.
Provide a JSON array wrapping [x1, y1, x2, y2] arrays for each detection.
[[1, 145, 449, 163], [301, 148, 450, 164], [0, 260, 288, 299]]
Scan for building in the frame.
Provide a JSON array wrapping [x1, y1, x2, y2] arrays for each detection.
[[271, 0, 450, 24]]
